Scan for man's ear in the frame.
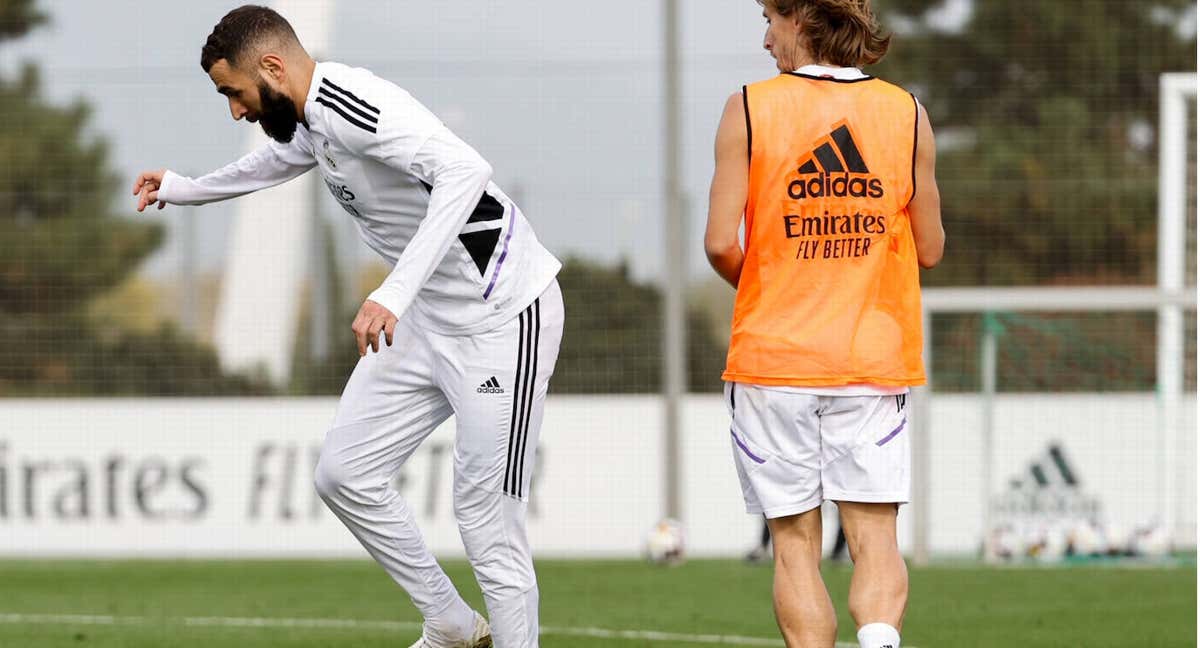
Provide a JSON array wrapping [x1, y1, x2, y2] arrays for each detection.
[[259, 53, 286, 82]]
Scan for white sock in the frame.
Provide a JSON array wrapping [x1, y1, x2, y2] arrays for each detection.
[[857, 622, 901, 648]]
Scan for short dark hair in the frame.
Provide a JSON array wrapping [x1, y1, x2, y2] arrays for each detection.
[[200, 5, 301, 73]]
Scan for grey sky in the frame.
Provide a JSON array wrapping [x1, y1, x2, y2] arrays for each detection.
[[5, 0, 967, 285]]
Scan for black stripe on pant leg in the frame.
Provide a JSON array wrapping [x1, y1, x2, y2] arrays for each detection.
[[507, 306, 531, 496], [504, 308, 527, 496], [515, 298, 541, 498], [511, 302, 535, 496], [511, 301, 535, 494], [513, 301, 537, 498]]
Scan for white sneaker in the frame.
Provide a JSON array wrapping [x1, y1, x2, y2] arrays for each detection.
[[407, 611, 492, 648]]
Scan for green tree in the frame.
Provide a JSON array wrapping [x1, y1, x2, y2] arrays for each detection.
[[876, 0, 1195, 285], [0, 0, 267, 395], [555, 258, 727, 393], [868, 1, 1195, 392], [289, 257, 730, 395], [0, 0, 43, 41]]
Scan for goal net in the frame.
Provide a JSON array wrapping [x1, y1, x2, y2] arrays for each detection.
[[911, 74, 1197, 563]]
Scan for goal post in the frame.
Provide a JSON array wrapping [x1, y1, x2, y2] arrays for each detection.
[[909, 73, 1196, 565], [911, 287, 1197, 565], [1157, 72, 1196, 554]]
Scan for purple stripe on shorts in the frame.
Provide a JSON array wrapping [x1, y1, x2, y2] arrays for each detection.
[[731, 430, 766, 464], [482, 216, 515, 300], [876, 417, 907, 447]]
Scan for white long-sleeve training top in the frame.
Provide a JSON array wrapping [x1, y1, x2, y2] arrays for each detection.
[[158, 60, 561, 336]]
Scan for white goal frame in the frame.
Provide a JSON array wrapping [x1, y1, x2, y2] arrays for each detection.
[[909, 73, 1198, 565]]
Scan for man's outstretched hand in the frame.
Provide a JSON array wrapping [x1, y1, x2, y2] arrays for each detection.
[[352, 300, 398, 356], [133, 169, 167, 211]]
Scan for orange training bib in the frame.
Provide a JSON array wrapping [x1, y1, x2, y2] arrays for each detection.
[[723, 72, 925, 387]]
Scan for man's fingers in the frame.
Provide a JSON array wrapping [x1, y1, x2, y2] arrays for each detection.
[[137, 188, 156, 212], [351, 312, 367, 356], [354, 323, 367, 356], [384, 318, 396, 347], [135, 186, 161, 212], [351, 304, 396, 356], [368, 318, 386, 353], [133, 170, 165, 196], [133, 172, 154, 195]]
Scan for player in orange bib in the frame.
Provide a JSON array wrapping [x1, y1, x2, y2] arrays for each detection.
[[705, 2, 944, 647]]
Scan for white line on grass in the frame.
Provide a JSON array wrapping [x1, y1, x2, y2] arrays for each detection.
[[0, 612, 886, 647]]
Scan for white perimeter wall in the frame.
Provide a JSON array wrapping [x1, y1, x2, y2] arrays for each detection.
[[0, 394, 1193, 558]]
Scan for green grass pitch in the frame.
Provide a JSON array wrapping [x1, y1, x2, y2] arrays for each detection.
[[0, 559, 1193, 647]]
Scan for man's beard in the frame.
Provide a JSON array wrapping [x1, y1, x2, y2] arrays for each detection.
[[257, 80, 299, 143]]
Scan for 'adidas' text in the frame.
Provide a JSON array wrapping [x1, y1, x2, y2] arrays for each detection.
[[788, 173, 884, 200], [477, 376, 505, 394]]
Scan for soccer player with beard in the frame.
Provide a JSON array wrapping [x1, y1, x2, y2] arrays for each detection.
[[704, 1, 944, 647], [133, 6, 563, 648]]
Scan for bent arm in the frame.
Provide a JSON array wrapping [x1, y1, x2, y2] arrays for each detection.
[[909, 102, 944, 269], [366, 127, 492, 318], [157, 134, 317, 206], [705, 92, 749, 288]]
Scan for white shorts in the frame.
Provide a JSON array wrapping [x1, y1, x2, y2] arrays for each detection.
[[725, 382, 911, 518]]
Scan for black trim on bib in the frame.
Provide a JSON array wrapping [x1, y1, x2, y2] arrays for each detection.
[[741, 85, 752, 163], [910, 93, 920, 200], [786, 72, 876, 84]]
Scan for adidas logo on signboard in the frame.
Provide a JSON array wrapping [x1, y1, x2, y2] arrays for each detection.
[[477, 377, 505, 394]]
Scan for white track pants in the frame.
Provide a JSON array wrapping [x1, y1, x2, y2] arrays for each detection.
[[315, 281, 563, 648]]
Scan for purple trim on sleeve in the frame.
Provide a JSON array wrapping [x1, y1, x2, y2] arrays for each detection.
[[876, 418, 907, 447], [731, 430, 766, 464], [482, 217, 514, 300]]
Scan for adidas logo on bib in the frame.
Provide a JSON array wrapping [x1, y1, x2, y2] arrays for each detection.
[[477, 376, 505, 394], [788, 123, 885, 199]]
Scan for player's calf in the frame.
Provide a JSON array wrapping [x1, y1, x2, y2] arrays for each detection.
[[767, 511, 837, 647], [840, 502, 908, 647]]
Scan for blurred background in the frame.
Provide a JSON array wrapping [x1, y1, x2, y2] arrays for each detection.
[[0, 0, 1196, 645]]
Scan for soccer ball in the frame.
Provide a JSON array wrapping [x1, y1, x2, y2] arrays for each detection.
[[1067, 520, 1103, 557], [1130, 521, 1171, 559], [1032, 525, 1069, 563], [645, 518, 685, 565], [983, 523, 1021, 562]]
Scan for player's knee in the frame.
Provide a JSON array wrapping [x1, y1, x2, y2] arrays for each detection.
[[471, 557, 536, 601], [452, 485, 509, 547], [313, 452, 352, 499], [770, 525, 823, 570], [770, 514, 823, 550]]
